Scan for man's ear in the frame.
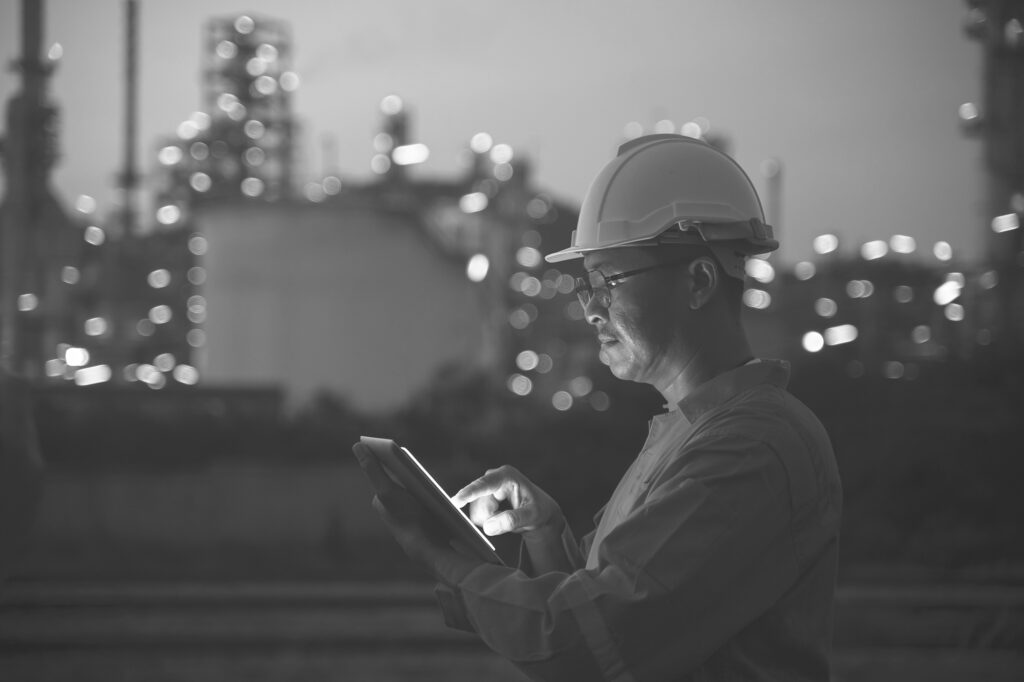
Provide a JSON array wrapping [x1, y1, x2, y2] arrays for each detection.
[[688, 257, 719, 310]]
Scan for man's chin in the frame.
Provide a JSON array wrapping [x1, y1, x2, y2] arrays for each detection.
[[599, 348, 637, 381]]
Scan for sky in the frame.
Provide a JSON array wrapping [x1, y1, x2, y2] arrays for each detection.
[[0, 0, 987, 265]]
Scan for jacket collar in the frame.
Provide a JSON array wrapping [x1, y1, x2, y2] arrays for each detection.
[[676, 359, 790, 425]]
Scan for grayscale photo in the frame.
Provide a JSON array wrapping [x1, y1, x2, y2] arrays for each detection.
[[1, 1, 1021, 680]]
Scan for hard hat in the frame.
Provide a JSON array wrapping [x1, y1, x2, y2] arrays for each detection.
[[545, 133, 778, 279]]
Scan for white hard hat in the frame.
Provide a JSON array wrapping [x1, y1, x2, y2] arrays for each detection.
[[546, 134, 777, 278]]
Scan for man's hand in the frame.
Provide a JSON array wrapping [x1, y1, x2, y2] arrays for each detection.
[[451, 465, 563, 537], [352, 443, 479, 586]]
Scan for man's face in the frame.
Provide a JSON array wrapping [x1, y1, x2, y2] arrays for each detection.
[[581, 247, 691, 386]]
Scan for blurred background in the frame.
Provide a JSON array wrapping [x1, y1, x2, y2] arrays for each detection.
[[1, 0, 1022, 680]]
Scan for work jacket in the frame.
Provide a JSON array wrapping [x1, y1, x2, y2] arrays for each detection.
[[437, 360, 843, 681]]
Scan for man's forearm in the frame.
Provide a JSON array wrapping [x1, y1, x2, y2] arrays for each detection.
[[520, 516, 584, 575]]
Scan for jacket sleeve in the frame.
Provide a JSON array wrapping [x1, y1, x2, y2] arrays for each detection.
[[435, 436, 807, 682]]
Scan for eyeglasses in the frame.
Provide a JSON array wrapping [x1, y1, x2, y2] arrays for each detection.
[[574, 259, 691, 308]]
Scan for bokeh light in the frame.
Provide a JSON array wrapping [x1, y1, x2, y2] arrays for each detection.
[[280, 72, 300, 92], [802, 331, 825, 353], [84, 317, 107, 337], [991, 213, 1020, 233], [814, 298, 838, 318], [459, 192, 488, 213], [392, 143, 430, 166], [84, 226, 105, 245], [516, 350, 540, 371], [745, 258, 775, 283], [794, 261, 816, 280], [889, 234, 917, 253], [813, 234, 839, 255], [149, 305, 173, 324], [742, 289, 771, 309], [17, 293, 38, 312], [507, 374, 533, 396], [75, 195, 97, 214], [174, 365, 200, 385], [470, 132, 493, 154], [148, 269, 171, 288], [466, 254, 489, 282], [380, 94, 403, 115], [190, 172, 212, 192], [188, 235, 208, 256], [823, 324, 858, 346], [860, 240, 888, 260], [156, 205, 181, 225], [552, 391, 573, 411]]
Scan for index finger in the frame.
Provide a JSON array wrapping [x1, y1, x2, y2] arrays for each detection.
[[451, 470, 508, 508], [352, 443, 398, 495]]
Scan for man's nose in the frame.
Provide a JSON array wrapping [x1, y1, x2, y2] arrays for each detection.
[[584, 296, 607, 326]]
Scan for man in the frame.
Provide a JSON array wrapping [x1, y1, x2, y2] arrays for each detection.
[[355, 133, 843, 680]]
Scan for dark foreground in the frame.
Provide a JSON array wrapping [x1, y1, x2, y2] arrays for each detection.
[[1, 580, 1021, 682]]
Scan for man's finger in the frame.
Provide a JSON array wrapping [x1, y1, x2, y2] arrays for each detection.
[[352, 443, 397, 495], [483, 502, 543, 535], [451, 473, 505, 508], [482, 509, 519, 536], [467, 496, 498, 527]]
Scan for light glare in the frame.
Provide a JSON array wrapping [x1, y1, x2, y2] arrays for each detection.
[[745, 258, 775, 283], [391, 143, 430, 166], [860, 240, 888, 260], [76, 195, 97, 214], [466, 254, 489, 282], [813, 234, 839, 255], [84, 317, 107, 336], [552, 391, 573, 411], [794, 261, 816, 280], [470, 132, 493, 154], [173, 365, 200, 385], [156, 205, 181, 225], [890, 235, 917, 253], [802, 332, 825, 353], [380, 94, 403, 115], [158, 146, 183, 165], [74, 364, 112, 386], [490, 144, 514, 164], [742, 289, 771, 309], [933, 280, 962, 306], [18, 293, 38, 311], [824, 324, 858, 346], [459, 192, 488, 213], [992, 213, 1020, 233], [65, 347, 90, 367], [84, 226, 105, 245], [516, 350, 540, 371], [814, 298, 838, 318]]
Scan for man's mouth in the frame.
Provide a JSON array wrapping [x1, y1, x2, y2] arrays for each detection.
[[598, 335, 617, 346]]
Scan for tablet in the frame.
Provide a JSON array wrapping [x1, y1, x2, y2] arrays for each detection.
[[355, 436, 504, 565]]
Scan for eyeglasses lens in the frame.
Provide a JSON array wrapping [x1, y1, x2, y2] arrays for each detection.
[[575, 271, 608, 307]]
